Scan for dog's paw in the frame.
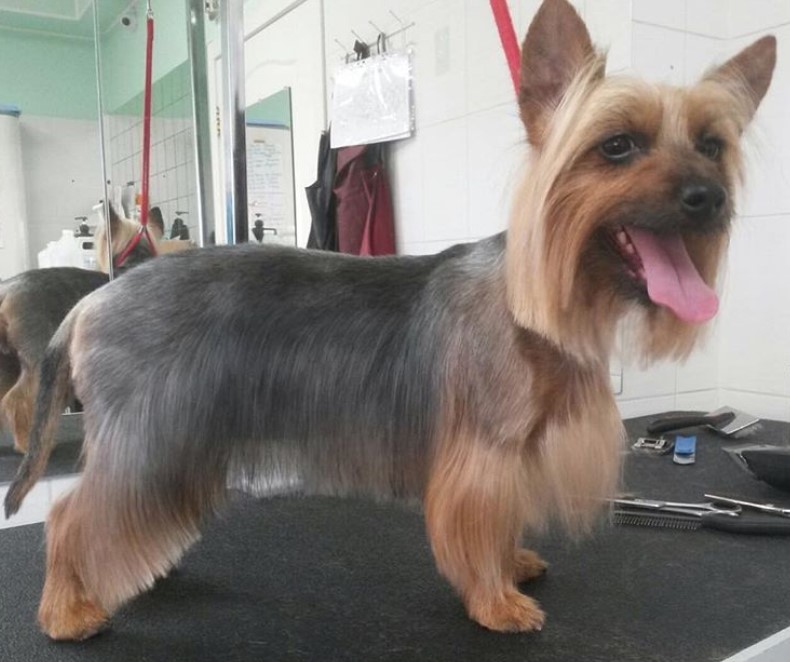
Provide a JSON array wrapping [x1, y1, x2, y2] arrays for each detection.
[[468, 589, 546, 633], [514, 548, 549, 582], [38, 597, 109, 641]]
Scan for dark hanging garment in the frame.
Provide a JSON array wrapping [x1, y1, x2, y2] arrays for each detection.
[[333, 142, 396, 256], [306, 130, 337, 250]]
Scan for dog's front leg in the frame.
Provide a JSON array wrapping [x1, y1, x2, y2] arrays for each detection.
[[424, 436, 545, 632]]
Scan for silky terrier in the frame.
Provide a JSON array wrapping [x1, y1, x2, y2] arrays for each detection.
[[0, 205, 158, 453], [5, 0, 776, 640]]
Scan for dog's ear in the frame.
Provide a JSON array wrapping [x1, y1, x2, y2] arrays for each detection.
[[705, 35, 776, 121], [108, 202, 123, 235], [519, 0, 595, 147]]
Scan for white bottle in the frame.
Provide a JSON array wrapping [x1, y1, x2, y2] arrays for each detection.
[[56, 230, 81, 268]]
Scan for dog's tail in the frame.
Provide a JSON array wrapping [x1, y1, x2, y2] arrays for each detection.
[[0, 284, 11, 356], [4, 309, 77, 518]]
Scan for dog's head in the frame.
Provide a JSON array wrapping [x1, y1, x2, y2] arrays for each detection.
[[94, 204, 157, 274], [506, 0, 776, 363]]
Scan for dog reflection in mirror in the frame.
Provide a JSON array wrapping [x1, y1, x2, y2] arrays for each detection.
[[5, 0, 776, 640], [0, 205, 159, 454]]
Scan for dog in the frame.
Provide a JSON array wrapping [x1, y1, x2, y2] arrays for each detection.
[[0, 206, 160, 453], [4, 0, 776, 641]]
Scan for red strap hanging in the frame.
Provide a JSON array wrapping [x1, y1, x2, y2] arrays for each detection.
[[138, 2, 157, 254], [490, 0, 520, 96], [114, 2, 157, 270]]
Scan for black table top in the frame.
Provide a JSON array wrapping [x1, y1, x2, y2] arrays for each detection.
[[1, 414, 789, 662]]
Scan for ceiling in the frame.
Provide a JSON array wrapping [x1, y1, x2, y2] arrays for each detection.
[[0, 0, 131, 39]]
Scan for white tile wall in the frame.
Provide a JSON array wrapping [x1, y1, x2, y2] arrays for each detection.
[[20, 116, 103, 265], [390, 136, 425, 248], [719, 215, 790, 396], [685, 0, 729, 38], [675, 389, 720, 412], [617, 395, 677, 419], [463, 0, 521, 115], [728, 0, 790, 39], [631, 22, 686, 84], [465, 103, 524, 240], [716, 8, 790, 421], [632, 0, 686, 31], [420, 118, 469, 242], [617, 1, 790, 420], [583, 0, 633, 72], [411, 0, 468, 127], [322, 0, 788, 421]]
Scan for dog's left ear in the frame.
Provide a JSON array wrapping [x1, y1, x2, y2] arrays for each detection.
[[518, 0, 596, 147], [705, 35, 776, 121]]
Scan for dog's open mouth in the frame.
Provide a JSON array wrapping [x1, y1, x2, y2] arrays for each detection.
[[610, 226, 719, 323]]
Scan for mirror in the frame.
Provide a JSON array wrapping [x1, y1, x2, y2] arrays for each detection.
[[94, 1, 199, 252], [0, 1, 102, 276], [100, 61, 197, 241], [0, 1, 103, 450], [245, 87, 297, 246]]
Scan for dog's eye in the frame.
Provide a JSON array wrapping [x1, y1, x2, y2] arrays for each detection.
[[600, 134, 637, 162], [697, 137, 723, 160]]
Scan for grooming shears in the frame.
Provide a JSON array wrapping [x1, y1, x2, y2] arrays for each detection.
[[610, 497, 741, 518], [703, 494, 790, 518]]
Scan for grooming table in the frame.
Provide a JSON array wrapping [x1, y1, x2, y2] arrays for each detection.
[[1, 415, 789, 661]]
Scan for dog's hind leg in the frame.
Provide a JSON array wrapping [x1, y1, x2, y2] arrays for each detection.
[[425, 436, 545, 632], [38, 490, 110, 640], [38, 442, 210, 640], [0, 367, 36, 453], [0, 351, 21, 432], [513, 548, 548, 583]]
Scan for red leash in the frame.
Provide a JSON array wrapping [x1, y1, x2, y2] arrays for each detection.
[[114, 3, 157, 270], [490, 0, 520, 95]]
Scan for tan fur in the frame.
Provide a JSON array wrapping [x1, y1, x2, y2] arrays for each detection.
[[37, 303, 208, 632], [25, 0, 775, 641], [94, 214, 140, 273], [506, 67, 756, 364], [425, 0, 773, 633], [157, 238, 196, 254], [1, 369, 36, 453], [95, 216, 195, 273], [0, 296, 33, 452]]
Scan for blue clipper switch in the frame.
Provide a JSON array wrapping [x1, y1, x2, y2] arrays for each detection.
[[673, 435, 697, 465]]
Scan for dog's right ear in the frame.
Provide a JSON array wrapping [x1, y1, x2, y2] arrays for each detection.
[[108, 202, 123, 235], [519, 0, 595, 147]]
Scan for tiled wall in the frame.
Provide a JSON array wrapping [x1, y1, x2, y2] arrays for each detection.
[[324, 0, 630, 257], [21, 116, 102, 265], [105, 62, 198, 240], [717, 2, 790, 422], [618, 1, 790, 421], [323, 0, 789, 422]]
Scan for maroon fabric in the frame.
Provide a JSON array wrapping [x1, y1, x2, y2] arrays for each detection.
[[333, 145, 396, 256]]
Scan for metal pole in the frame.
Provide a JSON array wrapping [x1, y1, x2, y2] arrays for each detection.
[[186, 0, 215, 247], [92, 1, 114, 279], [220, 0, 248, 244]]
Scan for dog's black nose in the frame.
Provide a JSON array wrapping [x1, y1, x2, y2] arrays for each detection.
[[681, 182, 726, 218]]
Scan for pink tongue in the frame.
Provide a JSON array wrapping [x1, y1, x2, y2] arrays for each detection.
[[625, 228, 718, 323]]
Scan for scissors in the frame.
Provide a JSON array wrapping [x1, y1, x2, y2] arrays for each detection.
[[610, 496, 741, 518]]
